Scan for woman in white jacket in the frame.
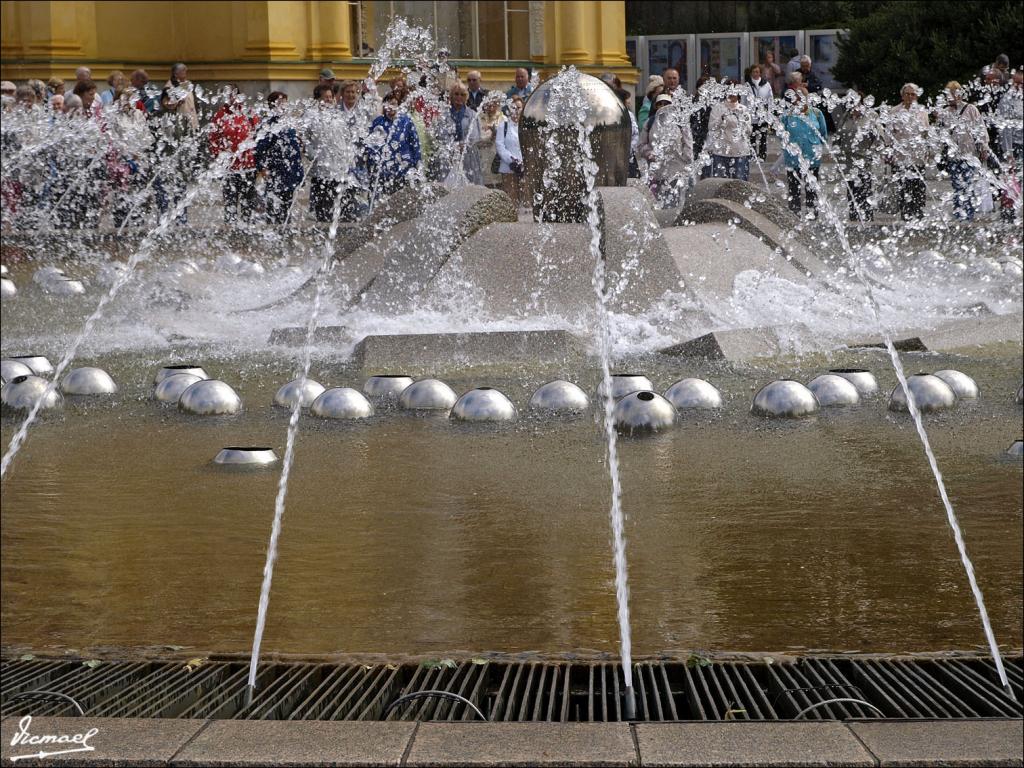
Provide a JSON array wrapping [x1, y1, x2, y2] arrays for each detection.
[[707, 84, 753, 180], [495, 94, 525, 207], [646, 93, 694, 207]]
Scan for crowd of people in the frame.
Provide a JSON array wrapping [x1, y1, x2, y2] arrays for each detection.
[[636, 51, 1022, 222], [1, 51, 1021, 231], [0, 62, 536, 229]]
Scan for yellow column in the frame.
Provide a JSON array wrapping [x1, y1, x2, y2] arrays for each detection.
[[309, 0, 353, 60], [556, 1, 591, 65], [597, 1, 631, 66]]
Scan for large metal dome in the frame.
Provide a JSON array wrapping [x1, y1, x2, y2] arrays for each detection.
[[520, 73, 631, 222]]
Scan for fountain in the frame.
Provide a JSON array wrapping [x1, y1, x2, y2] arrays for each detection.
[[1, 18, 1021, 719]]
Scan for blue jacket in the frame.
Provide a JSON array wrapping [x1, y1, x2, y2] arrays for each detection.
[[255, 116, 304, 191], [781, 108, 828, 169], [366, 113, 421, 180]]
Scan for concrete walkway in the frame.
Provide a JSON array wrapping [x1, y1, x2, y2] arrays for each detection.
[[1, 716, 1020, 766]]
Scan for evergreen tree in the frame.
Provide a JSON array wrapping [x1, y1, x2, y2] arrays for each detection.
[[833, 1, 1023, 100]]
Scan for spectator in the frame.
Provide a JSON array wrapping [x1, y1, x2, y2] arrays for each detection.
[[997, 70, 1022, 164], [781, 86, 828, 216], [15, 84, 37, 109], [798, 56, 822, 94], [506, 67, 532, 99], [974, 69, 1009, 160], [938, 81, 988, 221], [786, 49, 801, 75], [762, 50, 784, 96], [785, 70, 803, 95], [49, 92, 64, 112], [27, 79, 47, 102], [318, 68, 336, 88], [981, 54, 1011, 85], [885, 82, 929, 220], [155, 63, 200, 222], [1, 81, 15, 99], [707, 83, 753, 180], [647, 93, 694, 208], [66, 66, 92, 96], [366, 91, 421, 201], [255, 91, 304, 225], [662, 68, 681, 94], [638, 89, 668, 173], [466, 70, 488, 110], [448, 81, 478, 183], [690, 77, 714, 178], [161, 63, 199, 132], [107, 92, 150, 228], [495, 94, 524, 207], [745, 64, 773, 160], [101, 71, 127, 106], [63, 93, 83, 114], [996, 70, 1022, 220], [637, 75, 663, 127], [130, 69, 159, 113], [306, 83, 346, 222], [46, 77, 64, 99], [470, 91, 505, 187], [390, 74, 409, 104], [209, 85, 260, 223], [835, 92, 878, 221], [339, 79, 360, 112], [73, 79, 99, 115]]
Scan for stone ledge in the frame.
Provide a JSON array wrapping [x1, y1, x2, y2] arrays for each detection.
[[404, 722, 638, 767], [170, 720, 416, 767], [635, 722, 876, 767], [0, 717, 208, 767], [848, 719, 1023, 768], [2, 718, 1021, 767]]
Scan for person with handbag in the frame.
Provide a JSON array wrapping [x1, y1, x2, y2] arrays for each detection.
[[470, 91, 505, 188], [495, 95, 525, 208], [938, 81, 989, 221]]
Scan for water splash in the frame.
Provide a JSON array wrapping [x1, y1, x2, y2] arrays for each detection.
[[1, 142, 240, 479], [549, 67, 636, 717], [244, 15, 439, 697], [766, 89, 1016, 701]]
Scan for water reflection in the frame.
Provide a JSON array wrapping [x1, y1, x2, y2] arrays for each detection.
[[2, 353, 1020, 658]]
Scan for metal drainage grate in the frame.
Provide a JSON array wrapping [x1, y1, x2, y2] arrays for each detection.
[[1, 656, 1020, 722]]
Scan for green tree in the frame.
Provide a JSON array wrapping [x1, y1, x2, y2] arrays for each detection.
[[833, 0, 1023, 101]]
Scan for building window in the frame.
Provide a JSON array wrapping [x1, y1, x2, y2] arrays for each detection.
[[356, 1, 532, 61]]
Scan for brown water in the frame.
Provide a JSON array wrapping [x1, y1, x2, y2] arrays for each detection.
[[1, 351, 1022, 660]]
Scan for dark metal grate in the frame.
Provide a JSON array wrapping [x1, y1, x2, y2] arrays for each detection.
[[1, 655, 1020, 722]]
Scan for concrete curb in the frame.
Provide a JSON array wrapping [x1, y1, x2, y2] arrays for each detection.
[[2, 717, 1020, 767]]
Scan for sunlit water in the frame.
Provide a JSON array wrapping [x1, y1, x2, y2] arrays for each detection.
[[1, 347, 1020, 660]]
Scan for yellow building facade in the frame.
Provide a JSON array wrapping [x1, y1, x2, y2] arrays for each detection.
[[1, 1, 636, 92]]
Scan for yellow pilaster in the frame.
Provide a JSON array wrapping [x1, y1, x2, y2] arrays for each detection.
[[22, 0, 95, 59], [243, 0, 301, 60], [308, 0, 353, 61], [1, 2, 24, 58]]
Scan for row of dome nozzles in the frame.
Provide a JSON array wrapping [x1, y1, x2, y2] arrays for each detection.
[[4, 361, 1021, 418], [4, 359, 1022, 466]]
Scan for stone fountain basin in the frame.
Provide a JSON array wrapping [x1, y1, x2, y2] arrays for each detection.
[[1, 347, 1020, 660]]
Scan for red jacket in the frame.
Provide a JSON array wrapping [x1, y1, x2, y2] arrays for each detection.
[[209, 104, 259, 170]]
